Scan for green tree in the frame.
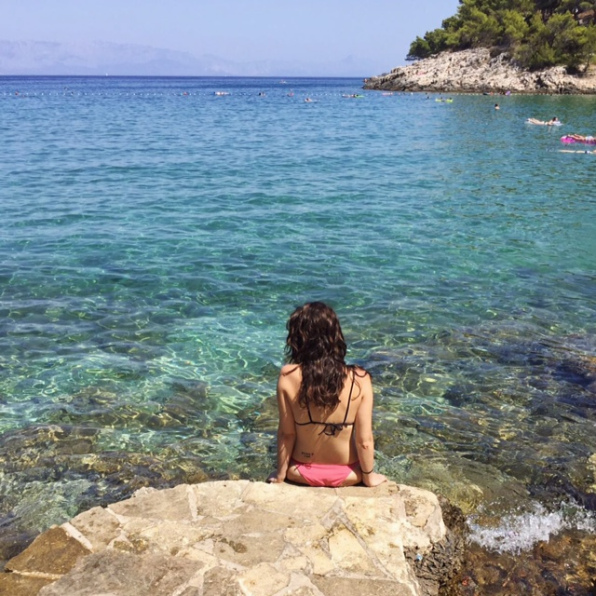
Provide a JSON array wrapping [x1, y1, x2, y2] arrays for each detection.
[[515, 13, 554, 67], [500, 9, 531, 46], [407, 28, 450, 60], [583, 24, 596, 69], [548, 13, 596, 68], [424, 28, 450, 53], [456, 7, 502, 47], [407, 36, 432, 60], [407, 0, 596, 70]]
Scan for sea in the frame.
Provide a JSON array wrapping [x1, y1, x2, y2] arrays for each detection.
[[1, 76, 595, 589]]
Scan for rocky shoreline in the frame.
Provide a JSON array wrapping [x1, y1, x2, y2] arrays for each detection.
[[0, 480, 466, 596], [363, 48, 596, 94]]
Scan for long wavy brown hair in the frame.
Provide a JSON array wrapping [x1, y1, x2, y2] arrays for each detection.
[[285, 302, 351, 410]]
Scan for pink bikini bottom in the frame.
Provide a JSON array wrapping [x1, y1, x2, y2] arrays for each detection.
[[291, 459, 359, 487]]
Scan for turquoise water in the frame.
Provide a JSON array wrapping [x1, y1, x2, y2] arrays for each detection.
[[1, 77, 595, 553]]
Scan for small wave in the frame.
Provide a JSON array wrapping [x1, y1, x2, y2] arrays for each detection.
[[468, 501, 596, 554]]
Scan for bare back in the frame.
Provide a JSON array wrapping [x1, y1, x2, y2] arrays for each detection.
[[278, 364, 371, 465]]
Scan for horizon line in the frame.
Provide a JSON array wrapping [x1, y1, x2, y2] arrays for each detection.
[[0, 74, 371, 79]]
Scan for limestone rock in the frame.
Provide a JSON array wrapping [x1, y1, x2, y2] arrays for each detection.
[[5, 525, 91, 576], [39, 551, 204, 596], [1, 481, 465, 596], [363, 48, 596, 94], [0, 573, 54, 596]]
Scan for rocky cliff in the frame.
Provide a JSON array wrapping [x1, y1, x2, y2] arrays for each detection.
[[364, 48, 596, 94], [0, 480, 466, 596]]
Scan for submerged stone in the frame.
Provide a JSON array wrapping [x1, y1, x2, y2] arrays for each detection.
[[460, 529, 596, 596]]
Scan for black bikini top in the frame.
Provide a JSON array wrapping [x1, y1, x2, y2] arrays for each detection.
[[295, 372, 356, 436]]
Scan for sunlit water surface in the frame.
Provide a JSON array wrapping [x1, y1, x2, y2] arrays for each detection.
[[1, 77, 595, 565]]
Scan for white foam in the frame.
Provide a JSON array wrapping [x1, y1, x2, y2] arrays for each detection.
[[467, 502, 596, 555]]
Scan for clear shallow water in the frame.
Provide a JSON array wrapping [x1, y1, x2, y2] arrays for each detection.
[[1, 77, 596, 556]]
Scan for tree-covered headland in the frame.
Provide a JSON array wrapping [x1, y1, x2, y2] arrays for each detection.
[[408, 0, 596, 72]]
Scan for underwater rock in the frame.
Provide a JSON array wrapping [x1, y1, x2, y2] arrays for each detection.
[[237, 392, 278, 433], [554, 358, 596, 390], [169, 378, 208, 400], [460, 529, 596, 596], [0, 514, 37, 568], [0, 423, 209, 566], [158, 379, 210, 425], [588, 454, 596, 493], [387, 457, 530, 517], [442, 384, 476, 407]]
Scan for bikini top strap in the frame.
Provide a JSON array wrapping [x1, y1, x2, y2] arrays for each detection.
[[300, 369, 356, 432], [305, 401, 314, 423], [342, 370, 356, 425]]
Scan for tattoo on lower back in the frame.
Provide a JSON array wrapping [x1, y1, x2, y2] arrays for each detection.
[[301, 451, 313, 459]]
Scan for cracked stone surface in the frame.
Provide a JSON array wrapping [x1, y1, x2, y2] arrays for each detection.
[[1, 480, 464, 596]]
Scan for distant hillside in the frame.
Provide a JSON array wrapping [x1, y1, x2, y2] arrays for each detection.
[[0, 40, 266, 76], [0, 40, 373, 77]]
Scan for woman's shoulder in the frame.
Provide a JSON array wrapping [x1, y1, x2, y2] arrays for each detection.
[[349, 366, 372, 398], [279, 364, 302, 388], [351, 365, 371, 380], [280, 363, 300, 376], [278, 364, 301, 397]]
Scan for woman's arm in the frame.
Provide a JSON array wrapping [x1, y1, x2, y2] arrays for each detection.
[[267, 372, 297, 483], [354, 372, 387, 487]]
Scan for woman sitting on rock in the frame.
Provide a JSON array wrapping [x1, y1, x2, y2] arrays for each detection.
[[268, 302, 387, 488]]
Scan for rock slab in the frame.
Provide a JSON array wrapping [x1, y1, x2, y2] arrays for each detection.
[[364, 48, 596, 94], [1, 481, 464, 596]]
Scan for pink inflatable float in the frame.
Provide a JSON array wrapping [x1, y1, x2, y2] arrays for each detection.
[[561, 135, 596, 145]]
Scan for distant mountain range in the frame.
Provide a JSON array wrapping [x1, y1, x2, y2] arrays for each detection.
[[0, 40, 374, 77]]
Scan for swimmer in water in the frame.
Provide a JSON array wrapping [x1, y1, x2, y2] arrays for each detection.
[[565, 133, 595, 143], [527, 117, 560, 125], [559, 148, 596, 154]]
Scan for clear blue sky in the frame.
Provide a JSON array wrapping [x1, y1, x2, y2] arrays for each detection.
[[1, 0, 461, 73]]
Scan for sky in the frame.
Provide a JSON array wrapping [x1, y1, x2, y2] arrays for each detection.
[[1, 0, 461, 75]]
